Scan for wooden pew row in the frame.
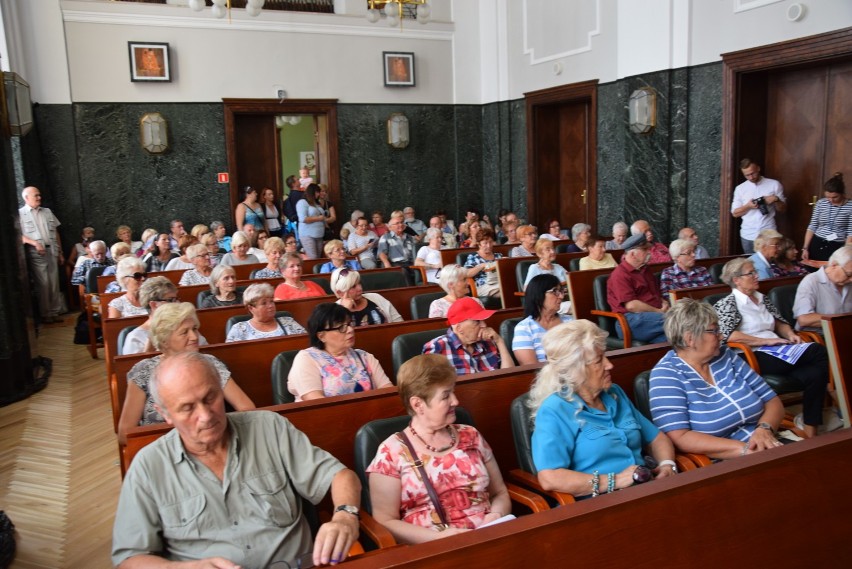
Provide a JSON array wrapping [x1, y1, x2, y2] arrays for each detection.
[[110, 307, 524, 431], [122, 343, 671, 476], [822, 313, 852, 428], [342, 428, 852, 568], [669, 274, 805, 303]]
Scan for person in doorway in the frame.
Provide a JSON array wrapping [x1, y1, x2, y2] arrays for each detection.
[[731, 158, 786, 254]]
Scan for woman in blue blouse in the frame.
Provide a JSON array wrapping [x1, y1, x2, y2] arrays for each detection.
[[527, 320, 676, 498], [296, 183, 327, 259], [649, 299, 786, 459]]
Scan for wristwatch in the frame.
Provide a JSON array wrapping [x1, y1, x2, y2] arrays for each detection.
[[757, 422, 776, 435], [335, 504, 360, 518]]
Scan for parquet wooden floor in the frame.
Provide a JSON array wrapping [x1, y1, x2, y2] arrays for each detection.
[[0, 316, 119, 569]]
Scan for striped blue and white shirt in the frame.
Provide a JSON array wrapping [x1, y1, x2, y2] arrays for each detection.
[[649, 346, 777, 442]]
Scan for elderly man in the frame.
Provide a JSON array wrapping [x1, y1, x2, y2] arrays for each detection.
[[422, 297, 514, 374], [630, 220, 672, 263], [168, 219, 186, 252], [403, 206, 427, 238], [430, 215, 456, 248], [606, 221, 629, 250], [377, 209, 415, 265], [731, 158, 786, 254], [793, 245, 852, 332], [340, 209, 364, 239], [677, 227, 709, 259], [607, 234, 669, 344], [70, 240, 114, 286], [19, 186, 66, 322], [659, 238, 714, 300], [112, 351, 360, 568]]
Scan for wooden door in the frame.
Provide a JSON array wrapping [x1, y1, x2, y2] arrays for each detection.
[[230, 114, 280, 220]]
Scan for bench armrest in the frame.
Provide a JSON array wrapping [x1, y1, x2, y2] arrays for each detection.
[[507, 469, 575, 506], [506, 482, 549, 513], [726, 341, 760, 373], [590, 309, 633, 347], [358, 510, 397, 549]]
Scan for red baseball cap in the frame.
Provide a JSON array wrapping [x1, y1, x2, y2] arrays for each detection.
[[447, 297, 496, 325]]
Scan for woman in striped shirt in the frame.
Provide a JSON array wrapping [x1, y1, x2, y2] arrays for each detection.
[[802, 172, 852, 261]]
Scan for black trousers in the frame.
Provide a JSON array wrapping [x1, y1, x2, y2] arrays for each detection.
[[807, 235, 844, 262], [755, 343, 829, 426]]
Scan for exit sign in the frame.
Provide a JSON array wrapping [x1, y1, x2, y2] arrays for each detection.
[[217, 172, 229, 183]]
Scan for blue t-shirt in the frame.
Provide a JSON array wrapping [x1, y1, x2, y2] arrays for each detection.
[[296, 199, 325, 239], [531, 384, 659, 475], [511, 314, 572, 362]]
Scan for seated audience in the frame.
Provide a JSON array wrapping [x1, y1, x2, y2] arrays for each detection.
[[802, 172, 850, 261], [200, 231, 222, 267], [210, 220, 231, 252], [283, 233, 308, 260], [318, 239, 362, 273], [117, 303, 255, 444], [747, 229, 783, 280], [793, 245, 852, 332], [513, 275, 573, 364], [510, 225, 538, 257], [524, 237, 568, 290], [528, 320, 677, 498], [104, 241, 132, 280], [650, 299, 788, 459], [135, 228, 157, 259], [422, 297, 513, 374], [122, 277, 196, 355], [288, 303, 392, 402], [460, 220, 482, 248], [606, 221, 629, 250], [415, 228, 444, 283], [367, 354, 512, 542], [164, 235, 197, 271], [226, 283, 306, 342], [540, 218, 566, 241], [377, 212, 416, 283], [274, 253, 327, 300], [253, 228, 270, 262], [607, 234, 669, 344], [112, 351, 359, 568], [142, 233, 178, 272], [330, 267, 403, 326], [631, 220, 672, 263], [579, 237, 617, 270], [67, 226, 95, 268], [177, 243, 213, 286], [429, 215, 457, 249], [714, 257, 829, 438], [565, 223, 592, 252], [200, 264, 243, 308], [167, 219, 186, 253], [347, 217, 378, 270], [659, 238, 714, 299], [463, 229, 503, 298], [190, 224, 209, 240], [677, 227, 709, 259], [370, 210, 389, 238], [253, 236, 286, 279], [429, 264, 478, 319], [772, 237, 809, 277], [219, 230, 259, 266], [500, 220, 519, 245], [403, 206, 428, 239], [71, 240, 114, 285], [340, 209, 364, 239], [115, 225, 143, 256], [107, 256, 148, 318]]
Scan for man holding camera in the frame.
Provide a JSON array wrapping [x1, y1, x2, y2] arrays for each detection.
[[731, 158, 786, 253]]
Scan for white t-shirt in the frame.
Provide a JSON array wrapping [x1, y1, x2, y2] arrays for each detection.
[[416, 246, 443, 283], [731, 176, 785, 240]]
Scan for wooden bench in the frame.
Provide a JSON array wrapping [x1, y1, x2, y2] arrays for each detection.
[[822, 313, 852, 429], [669, 274, 805, 303]]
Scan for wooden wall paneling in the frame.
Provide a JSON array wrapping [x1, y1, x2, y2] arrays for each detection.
[[825, 61, 852, 177]]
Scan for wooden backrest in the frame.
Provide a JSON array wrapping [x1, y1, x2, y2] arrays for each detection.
[[495, 253, 589, 309], [822, 313, 852, 429], [669, 274, 804, 303]]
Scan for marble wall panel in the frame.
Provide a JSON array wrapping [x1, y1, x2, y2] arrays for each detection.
[[597, 80, 630, 234]]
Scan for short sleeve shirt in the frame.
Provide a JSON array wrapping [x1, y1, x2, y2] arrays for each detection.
[[511, 315, 572, 362], [607, 260, 663, 314]]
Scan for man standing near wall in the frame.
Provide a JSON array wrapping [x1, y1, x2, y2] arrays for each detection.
[[19, 186, 66, 322], [731, 158, 786, 254]]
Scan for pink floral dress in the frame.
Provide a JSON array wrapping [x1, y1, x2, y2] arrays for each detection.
[[367, 425, 494, 530]]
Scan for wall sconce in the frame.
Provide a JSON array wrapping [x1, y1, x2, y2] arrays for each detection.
[[140, 112, 168, 154], [387, 112, 409, 149], [0, 71, 34, 137], [628, 87, 656, 135]]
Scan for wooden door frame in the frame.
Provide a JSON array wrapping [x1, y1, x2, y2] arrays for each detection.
[[222, 98, 340, 227], [718, 28, 852, 255], [524, 80, 598, 230]]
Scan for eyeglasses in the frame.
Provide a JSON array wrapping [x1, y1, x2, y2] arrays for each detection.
[[285, 241, 297, 246], [703, 328, 722, 336], [195, 253, 210, 258], [677, 251, 696, 257], [125, 272, 147, 281], [546, 286, 566, 297], [157, 296, 179, 303], [737, 270, 758, 278], [323, 322, 353, 333]]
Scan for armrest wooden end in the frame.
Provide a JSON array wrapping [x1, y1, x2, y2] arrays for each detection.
[[506, 482, 550, 513], [507, 469, 575, 506], [358, 511, 397, 549], [590, 309, 633, 347]]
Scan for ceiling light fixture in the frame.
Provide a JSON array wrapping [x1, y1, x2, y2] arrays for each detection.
[[366, 1, 431, 29]]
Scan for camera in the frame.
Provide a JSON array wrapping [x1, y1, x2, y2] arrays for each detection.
[[752, 196, 769, 215]]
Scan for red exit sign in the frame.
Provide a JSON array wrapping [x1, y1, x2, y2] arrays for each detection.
[[217, 172, 229, 184]]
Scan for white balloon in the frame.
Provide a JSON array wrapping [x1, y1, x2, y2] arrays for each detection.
[[366, 9, 380, 23], [387, 15, 399, 27], [289, 116, 302, 125], [211, 3, 227, 18], [275, 116, 286, 129], [247, 0, 266, 7], [188, 0, 205, 12], [211, 0, 226, 6], [246, 5, 261, 16], [418, 3, 431, 18], [384, 2, 399, 18]]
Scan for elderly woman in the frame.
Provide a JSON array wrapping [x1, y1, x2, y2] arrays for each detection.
[[117, 302, 255, 444], [714, 257, 829, 438], [772, 237, 809, 277], [107, 256, 149, 318], [165, 235, 197, 271], [428, 264, 477, 319], [122, 277, 204, 355], [540, 219, 565, 241], [367, 354, 512, 542], [463, 229, 503, 298], [748, 229, 783, 279], [220, 231, 259, 266], [501, 220, 519, 245], [198, 232, 221, 267], [415, 228, 444, 283], [802, 172, 851, 261], [579, 237, 616, 270], [460, 220, 482, 248], [253, 236, 286, 279], [190, 224, 209, 240], [659, 238, 714, 299], [528, 320, 677, 498], [606, 221, 630, 251], [225, 283, 306, 342], [273, 253, 327, 300], [513, 275, 573, 364], [565, 223, 592, 253], [510, 225, 538, 257], [318, 239, 362, 273], [115, 225, 143, 255], [287, 303, 392, 401], [200, 264, 243, 308], [348, 217, 378, 270], [235, 185, 267, 234], [142, 233, 178, 273], [523, 237, 568, 290], [650, 299, 789, 459], [330, 267, 403, 326], [297, 183, 327, 259], [177, 243, 213, 286]]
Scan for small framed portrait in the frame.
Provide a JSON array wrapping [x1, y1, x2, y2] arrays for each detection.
[[383, 52, 415, 87], [128, 42, 171, 82], [300, 151, 317, 179]]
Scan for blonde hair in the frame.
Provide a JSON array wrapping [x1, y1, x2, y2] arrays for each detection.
[[150, 302, 198, 351], [330, 267, 360, 295], [191, 224, 209, 239], [534, 237, 554, 257], [110, 241, 131, 260], [323, 239, 345, 257], [243, 283, 274, 306], [231, 231, 250, 248], [264, 236, 286, 255]]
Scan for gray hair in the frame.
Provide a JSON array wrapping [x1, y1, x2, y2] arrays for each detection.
[[89, 239, 106, 253], [330, 267, 360, 295], [664, 299, 718, 350], [630, 220, 649, 236], [753, 229, 783, 252], [150, 351, 218, 410], [231, 230, 250, 248], [350, 209, 364, 223], [149, 302, 198, 351], [209, 264, 236, 295], [438, 264, 467, 294], [425, 227, 442, 241], [139, 276, 178, 311], [720, 257, 753, 287], [527, 320, 608, 422], [210, 220, 225, 232], [668, 239, 694, 259], [612, 221, 629, 235], [243, 283, 274, 306], [828, 245, 852, 267], [186, 243, 208, 261], [571, 223, 591, 241], [116, 256, 146, 290]]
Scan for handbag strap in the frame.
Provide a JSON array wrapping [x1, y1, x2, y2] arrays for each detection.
[[397, 429, 450, 528]]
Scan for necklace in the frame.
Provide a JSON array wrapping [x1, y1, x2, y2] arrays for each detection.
[[285, 280, 306, 289], [409, 424, 456, 453]]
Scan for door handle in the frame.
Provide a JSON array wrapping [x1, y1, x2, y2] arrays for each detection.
[[581, 189, 587, 205], [808, 195, 817, 206]]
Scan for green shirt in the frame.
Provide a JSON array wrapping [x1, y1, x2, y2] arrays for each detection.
[[112, 411, 345, 568]]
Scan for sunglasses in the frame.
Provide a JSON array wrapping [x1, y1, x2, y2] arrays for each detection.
[[157, 297, 179, 303], [125, 272, 147, 281]]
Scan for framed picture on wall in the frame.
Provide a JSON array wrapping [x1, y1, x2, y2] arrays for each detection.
[[383, 52, 415, 87], [128, 42, 171, 82], [300, 151, 317, 180]]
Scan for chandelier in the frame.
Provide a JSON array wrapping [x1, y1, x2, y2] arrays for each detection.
[[366, 1, 431, 29], [188, 0, 266, 19]]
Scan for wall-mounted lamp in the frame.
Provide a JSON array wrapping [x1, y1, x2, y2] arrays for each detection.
[[140, 112, 168, 154], [0, 71, 34, 137], [387, 112, 409, 149], [628, 87, 656, 135]]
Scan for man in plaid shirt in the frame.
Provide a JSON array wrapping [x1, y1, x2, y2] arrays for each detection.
[[422, 297, 514, 374], [659, 238, 714, 300]]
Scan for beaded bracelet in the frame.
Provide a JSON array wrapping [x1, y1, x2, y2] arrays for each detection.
[[590, 470, 600, 497], [607, 473, 615, 493], [741, 443, 748, 456]]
